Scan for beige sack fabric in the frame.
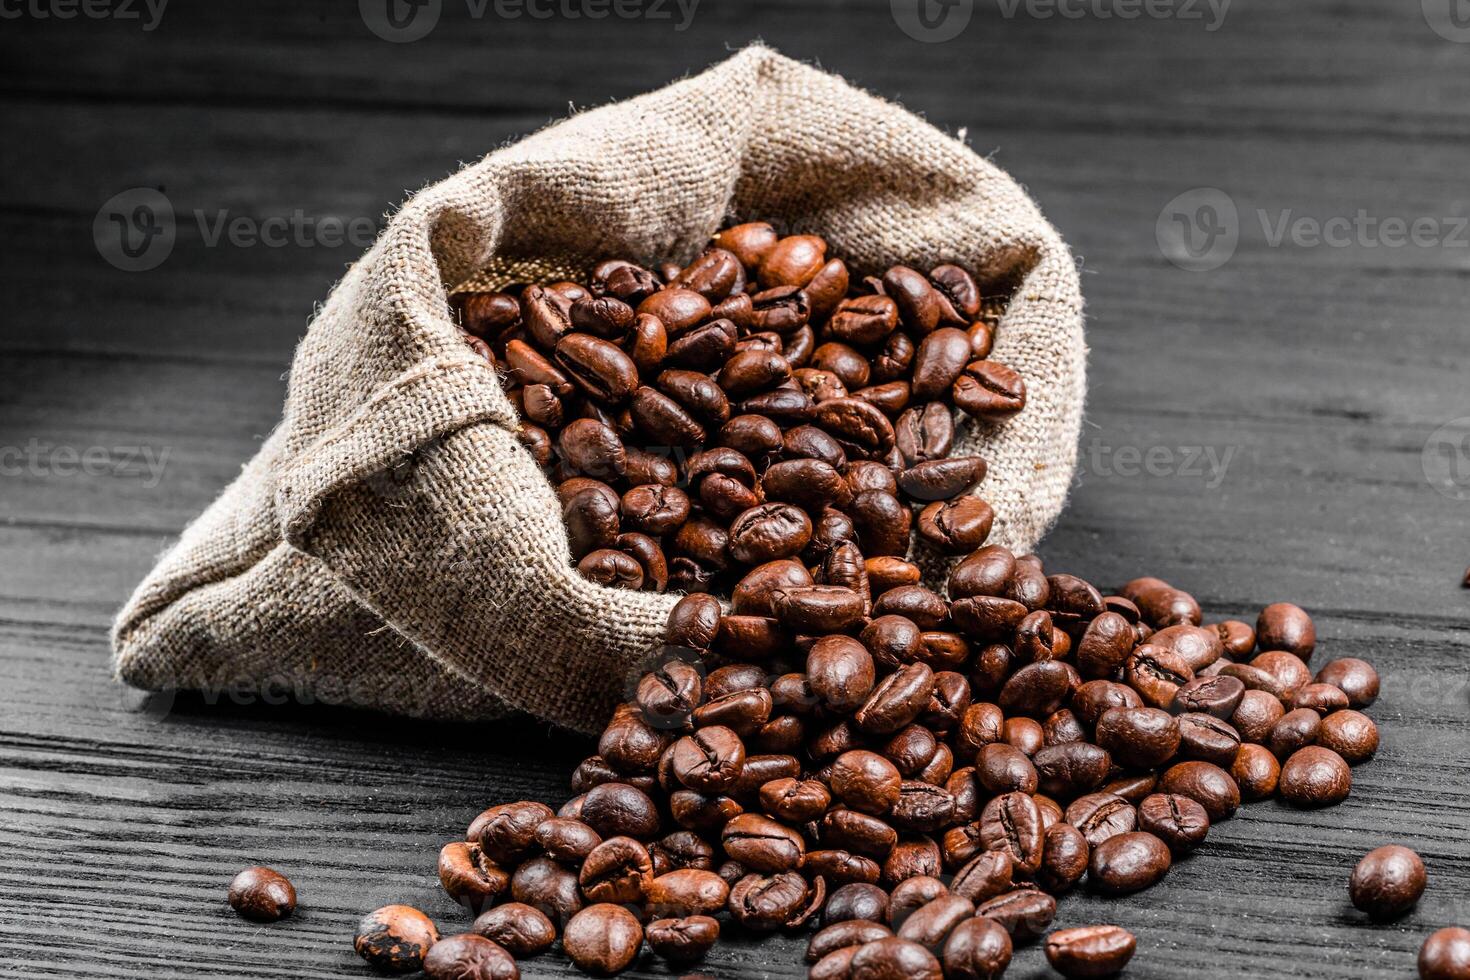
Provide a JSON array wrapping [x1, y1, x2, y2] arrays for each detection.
[[112, 46, 1086, 734]]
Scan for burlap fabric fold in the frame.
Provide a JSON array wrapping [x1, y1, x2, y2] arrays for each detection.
[[112, 46, 1086, 734]]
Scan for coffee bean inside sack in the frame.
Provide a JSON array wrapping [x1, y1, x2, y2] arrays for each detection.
[[453, 224, 1020, 596], [348, 545, 1387, 976]]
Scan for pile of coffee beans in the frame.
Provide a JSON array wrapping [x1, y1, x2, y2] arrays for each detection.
[[346, 554, 1397, 977], [453, 223, 1020, 594]]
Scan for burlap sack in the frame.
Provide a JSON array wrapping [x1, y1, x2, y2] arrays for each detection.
[[112, 46, 1086, 734]]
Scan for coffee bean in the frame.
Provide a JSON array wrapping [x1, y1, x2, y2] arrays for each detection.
[[897, 894, 976, 947], [942, 916, 1013, 980], [1279, 745, 1352, 807], [979, 791, 1045, 874], [354, 905, 440, 973], [1314, 657, 1380, 707], [895, 403, 955, 466], [1268, 707, 1322, 760], [722, 813, 806, 873], [1033, 742, 1112, 798], [1173, 675, 1246, 718], [437, 842, 510, 913], [976, 887, 1057, 941], [645, 915, 720, 965], [1419, 927, 1470, 980], [579, 836, 653, 903], [421, 934, 517, 980], [1065, 793, 1138, 849], [1137, 792, 1210, 854], [772, 585, 865, 633], [1124, 645, 1194, 709], [1159, 761, 1240, 821], [728, 503, 813, 565], [1318, 709, 1379, 764], [510, 857, 583, 925], [472, 801, 553, 866], [1256, 602, 1316, 660], [1037, 822, 1091, 894], [1094, 706, 1179, 769], [809, 920, 895, 962], [1089, 831, 1171, 894], [670, 727, 746, 793], [1293, 682, 1350, 716], [1349, 845, 1425, 920], [953, 361, 1026, 420], [1230, 688, 1285, 743], [882, 837, 944, 887], [849, 937, 943, 980], [888, 877, 949, 928], [807, 849, 883, 886], [809, 636, 878, 714], [644, 869, 731, 918], [227, 866, 296, 922], [1176, 712, 1242, 768], [472, 902, 556, 957], [580, 782, 660, 840], [1044, 924, 1137, 979], [563, 904, 643, 974], [728, 871, 811, 930]]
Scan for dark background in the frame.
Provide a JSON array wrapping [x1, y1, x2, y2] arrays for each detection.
[[2, 1, 1469, 976]]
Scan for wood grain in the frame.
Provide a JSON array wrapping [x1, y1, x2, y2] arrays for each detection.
[[1, 1, 1468, 976]]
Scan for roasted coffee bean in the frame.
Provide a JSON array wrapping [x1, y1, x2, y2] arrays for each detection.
[[1314, 657, 1379, 707], [438, 842, 510, 913], [644, 869, 731, 918], [354, 905, 440, 974], [953, 361, 1026, 420], [421, 934, 517, 980], [1318, 709, 1379, 764], [895, 402, 955, 466], [1252, 650, 1314, 698], [580, 782, 660, 840], [809, 920, 895, 962], [856, 663, 937, 735], [949, 544, 1017, 599], [997, 661, 1071, 717], [1230, 688, 1285, 744], [759, 777, 831, 824], [1124, 646, 1194, 709], [472, 902, 556, 957], [1044, 925, 1137, 979], [510, 857, 583, 924], [1089, 831, 1171, 895], [693, 689, 773, 737], [669, 789, 742, 832], [664, 593, 722, 653], [917, 497, 994, 554], [1279, 745, 1352, 807], [577, 548, 643, 589], [563, 904, 643, 974], [954, 596, 1030, 644], [670, 726, 746, 793], [1033, 742, 1112, 798], [578, 836, 653, 903], [1176, 712, 1242, 768], [822, 882, 891, 927], [635, 661, 702, 728], [1256, 602, 1316, 660], [977, 743, 1039, 796], [1293, 682, 1350, 716], [728, 503, 813, 565], [732, 560, 813, 617], [979, 791, 1044, 874], [1349, 845, 1425, 920], [847, 937, 943, 980], [811, 341, 872, 390], [473, 801, 553, 866], [648, 831, 715, 876], [898, 893, 976, 948], [942, 916, 1013, 980], [900, 456, 988, 502], [1148, 624, 1224, 673], [807, 849, 884, 886], [1159, 761, 1240, 821], [977, 888, 1057, 942], [1137, 793, 1210, 854], [772, 585, 865, 632], [1093, 708, 1181, 769], [1174, 675, 1246, 718], [722, 813, 806, 873], [1231, 743, 1281, 800], [1103, 773, 1158, 805], [1268, 707, 1322, 760], [1065, 793, 1138, 849], [1072, 681, 1142, 726], [1004, 717, 1047, 757], [882, 837, 944, 887], [228, 866, 296, 922], [644, 915, 720, 965], [1419, 927, 1470, 980], [882, 265, 942, 334], [1037, 823, 1090, 894], [890, 781, 958, 834], [831, 750, 903, 815], [886, 876, 948, 930], [728, 872, 811, 931], [809, 636, 878, 714]]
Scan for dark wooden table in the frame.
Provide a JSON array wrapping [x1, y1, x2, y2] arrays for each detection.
[[3, 1, 1468, 976]]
